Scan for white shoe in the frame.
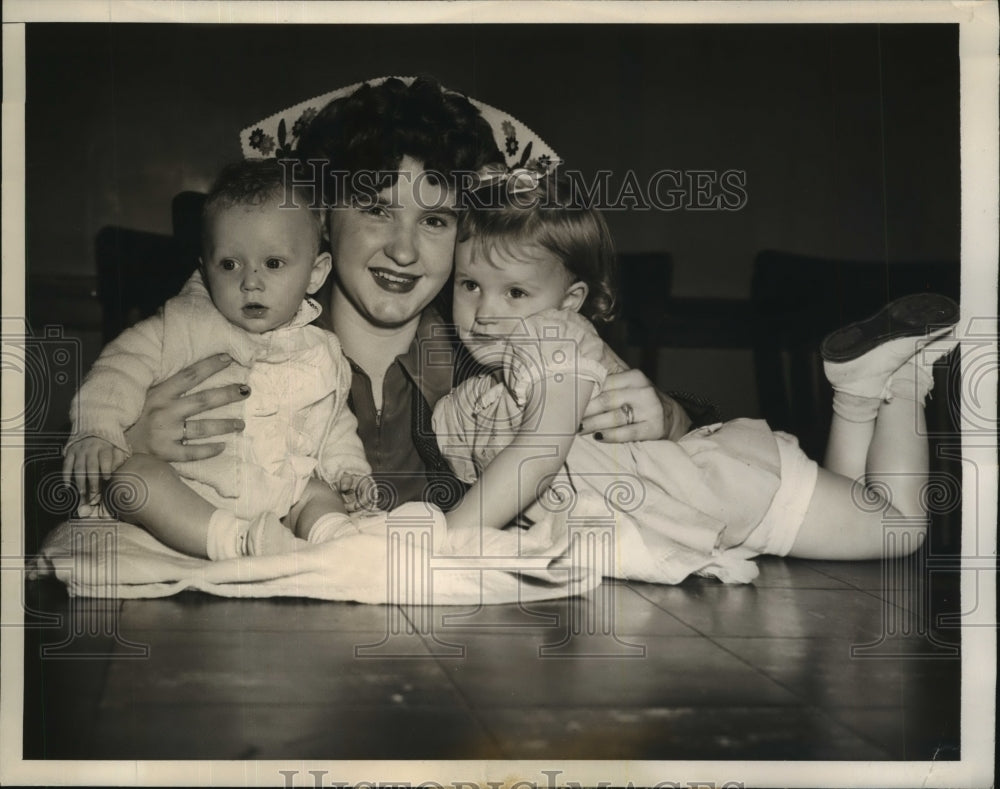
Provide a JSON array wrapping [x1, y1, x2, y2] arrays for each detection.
[[822, 294, 958, 399]]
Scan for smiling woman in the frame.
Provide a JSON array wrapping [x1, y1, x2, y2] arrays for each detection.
[[119, 76, 691, 511], [325, 155, 459, 334], [13, 15, 979, 775]]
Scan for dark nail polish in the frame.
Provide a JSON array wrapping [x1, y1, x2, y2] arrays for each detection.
[[594, 432, 604, 441], [578, 424, 584, 432], [239, 385, 251, 396]]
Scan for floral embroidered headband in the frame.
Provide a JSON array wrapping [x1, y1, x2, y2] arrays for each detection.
[[239, 75, 562, 175]]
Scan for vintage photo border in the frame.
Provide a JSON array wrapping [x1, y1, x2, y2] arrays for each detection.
[[2, 1, 996, 787]]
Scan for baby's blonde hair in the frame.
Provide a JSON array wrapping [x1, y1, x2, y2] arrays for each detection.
[[202, 159, 323, 252]]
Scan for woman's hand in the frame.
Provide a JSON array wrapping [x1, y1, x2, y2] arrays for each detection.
[[579, 368, 692, 443], [123, 353, 249, 462]]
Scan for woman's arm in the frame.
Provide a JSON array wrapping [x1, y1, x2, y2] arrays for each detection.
[[579, 341, 718, 442], [581, 367, 693, 442], [123, 354, 249, 461], [445, 373, 595, 537]]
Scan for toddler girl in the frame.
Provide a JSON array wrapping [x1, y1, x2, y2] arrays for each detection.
[[432, 172, 958, 582], [64, 159, 372, 559]]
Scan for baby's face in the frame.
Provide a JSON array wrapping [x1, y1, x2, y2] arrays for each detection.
[[453, 239, 582, 368], [202, 197, 330, 333]]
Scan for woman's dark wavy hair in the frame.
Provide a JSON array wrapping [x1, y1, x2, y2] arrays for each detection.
[[295, 76, 504, 201], [458, 173, 618, 323]]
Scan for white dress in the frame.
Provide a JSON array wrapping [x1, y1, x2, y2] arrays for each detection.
[[432, 309, 818, 584]]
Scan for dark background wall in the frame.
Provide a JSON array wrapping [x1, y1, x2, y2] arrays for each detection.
[[24, 22, 960, 420]]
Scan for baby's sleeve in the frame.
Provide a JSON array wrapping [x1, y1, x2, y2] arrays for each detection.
[[313, 334, 373, 488], [66, 312, 167, 454]]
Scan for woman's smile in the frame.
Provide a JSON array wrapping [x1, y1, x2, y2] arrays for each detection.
[[326, 157, 458, 329], [369, 267, 420, 293]]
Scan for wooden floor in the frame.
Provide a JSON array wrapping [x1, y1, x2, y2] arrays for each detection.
[[20, 552, 961, 763]]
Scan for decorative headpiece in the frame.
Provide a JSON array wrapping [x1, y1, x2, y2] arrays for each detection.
[[471, 164, 545, 195], [239, 75, 561, 174]]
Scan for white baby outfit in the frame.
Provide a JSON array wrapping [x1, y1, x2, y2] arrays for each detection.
[[432, 309, 819, 584], [67, 271, 370, 520]]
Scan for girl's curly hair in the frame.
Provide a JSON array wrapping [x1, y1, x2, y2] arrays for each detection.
[[458, 173, 618, 323]]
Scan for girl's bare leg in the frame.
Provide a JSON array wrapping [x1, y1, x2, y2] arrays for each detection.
[[824, 417, 875, 480], [866, 382, 929, 519], [791, 387, 929, 560], [790, 294, 958, 559]]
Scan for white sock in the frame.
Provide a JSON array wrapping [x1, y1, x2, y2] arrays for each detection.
[[246, 511, 302, 555], [206, 509, 250, 560], [307, 512, 355, 544], [830, 391, 883, 423]]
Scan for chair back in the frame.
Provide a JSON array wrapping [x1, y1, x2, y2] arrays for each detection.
[[751, 249, 960, 459]]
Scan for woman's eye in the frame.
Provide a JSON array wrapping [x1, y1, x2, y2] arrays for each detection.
[[424, 215, 451, 229], [265, 258, 284, 269], [360, 203, 389, 218]]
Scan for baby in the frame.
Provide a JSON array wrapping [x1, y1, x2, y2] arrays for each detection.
[[432, 171, 959, 583], [64, 159, 370, 559]]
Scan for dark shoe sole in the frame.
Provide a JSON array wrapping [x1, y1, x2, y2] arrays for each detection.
[[820, 293, 959, 363]]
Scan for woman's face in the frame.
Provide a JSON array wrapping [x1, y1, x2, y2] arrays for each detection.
[[327, 156, 458, 329]]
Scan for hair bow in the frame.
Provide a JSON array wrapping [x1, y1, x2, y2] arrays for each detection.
[[473, 165, 543, 194]]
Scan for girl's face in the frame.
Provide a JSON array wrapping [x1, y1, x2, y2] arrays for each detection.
[[201, 198, 331, 334], [453, 238, 588, 367], [326, 156, 459, 329]]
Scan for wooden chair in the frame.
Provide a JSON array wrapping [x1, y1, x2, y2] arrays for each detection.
[[751, 250, 960, 457], [604, 253, 674, 377], [95, 192, 204, 342], [751, 250, 961, 551]]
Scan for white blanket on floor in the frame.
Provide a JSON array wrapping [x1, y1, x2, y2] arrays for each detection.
[[31, 501, 602, 605]]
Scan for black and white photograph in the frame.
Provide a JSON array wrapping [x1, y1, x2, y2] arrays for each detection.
[[1, 2, 996, 787]]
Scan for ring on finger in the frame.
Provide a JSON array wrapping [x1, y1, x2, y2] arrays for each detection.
[[182, 421, 189, 442], [621, 403, 635, 426]]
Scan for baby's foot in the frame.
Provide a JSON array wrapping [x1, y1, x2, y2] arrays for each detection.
[[822, 293, 958, 400], [307, 512, 353, 544], [246, 512, 307, 556]]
